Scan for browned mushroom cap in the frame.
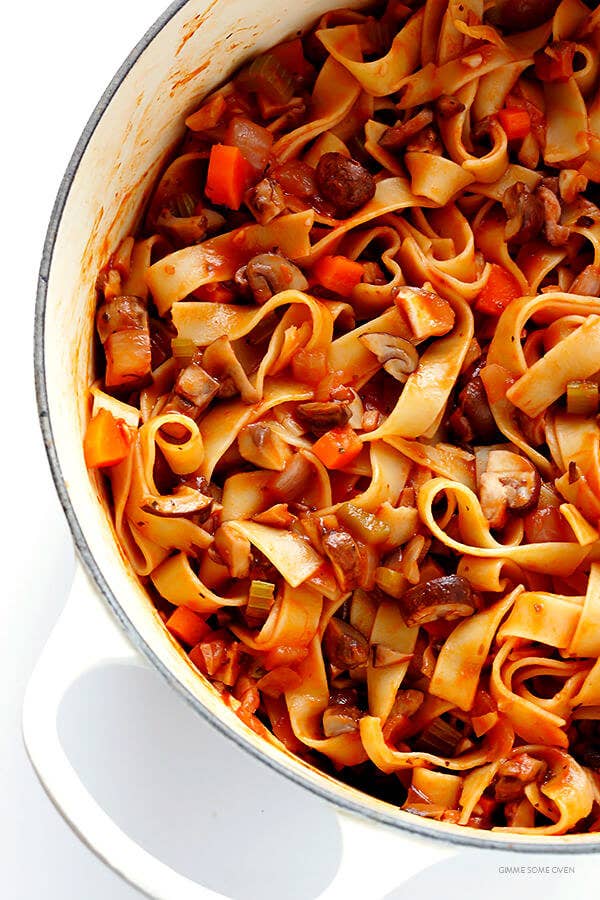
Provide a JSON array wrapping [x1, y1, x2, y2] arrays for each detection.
[[202, 336, 259, 404], [96, 296, 148, 343], [322, 703, 362, 737], [359, 332, 419, 382], [399, 575, 475, 627], [315, 152, 376, 217], [296, 400, 351, 433], [479, 449, 541, 529], [322, 530, 361, 591], [156, 208, 208, 247], [323, 618, 369, 670], [141, 485, 212, 517], [245, 177, 286, 225], [236, 252, 308, 304], [238, 422, 291, 471]]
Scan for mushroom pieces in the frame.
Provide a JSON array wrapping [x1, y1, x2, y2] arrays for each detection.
[[398, 575, 475, 627], [449, 368, 499, 444], [479, 449, 541, 529], [202, 336, 259, 403], [245, 177, 286, 225], [378, 109, 434, 150], [236, 252, 308, 304], [161, 350, 220, 435], [141, 485, 213, 517], [359, 333, 419, 382], [503, 182, 544, 244], [322, 530, 361, 591], [323, 618, 369, 670], [315, 152, 376, 217], [238, 422, 291, 470], [536, 184, 570, 247], [96, 295, 152, 388], [296, 400, 351, 433], [503, 181, 570, 247]]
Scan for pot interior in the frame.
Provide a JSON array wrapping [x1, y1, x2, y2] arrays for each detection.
[[38, 0, 600, 853]]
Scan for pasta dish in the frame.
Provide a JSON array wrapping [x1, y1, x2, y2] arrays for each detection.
[[84, 0, 600, 833]]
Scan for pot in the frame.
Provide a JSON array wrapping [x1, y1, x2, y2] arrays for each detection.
[[26, 1, 600, 897]]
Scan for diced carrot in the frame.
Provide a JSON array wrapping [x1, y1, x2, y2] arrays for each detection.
[[312, 255, 364, 297], [205, 144, 254, 210], [256, 667, 302, 697], [312, 425, 363, 470], [165, 607, 210, 647], [395, 288, 455, 339], [291, 347, 328, 384], [497, 107, 531, 140], [475, 264, 522, 316], [84, 408, 132, 469], [185, 93, 227, 132]]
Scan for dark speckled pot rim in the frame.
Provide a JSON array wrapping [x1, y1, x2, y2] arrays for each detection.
[[33, 0, 599, 857]]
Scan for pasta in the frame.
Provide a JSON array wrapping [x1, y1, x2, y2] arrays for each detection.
[[84, 0, 600, 834]]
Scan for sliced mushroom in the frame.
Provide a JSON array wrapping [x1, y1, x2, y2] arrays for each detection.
[[323, 618, 369, 670], [214, 523, 252, 579], [238, 422, 291, 471], [96, 295, 152, 389], [503, 182, 544, 244], [322, 703, 362, 737], [245, 177, 286, 225], [378, 109, 434, 150], [236, 252, 308, 304], [449, 369, 499, 444], [315, 152, 376, 217], [322, 530, 361, 591], [399, 575, 475, 627], [141, 486, 212, 517], [296, 400, 351, 433], [155, 208, 208, 247], [161, 353, 220, 437], [96, 295, 147, 342], [359, 333, 419, 382], [434, 95, 465, 119], [570, 264, 600, 296], [537, 184, 570, 247], [202, 336, 259, 404], [480, 449, 541, 529]]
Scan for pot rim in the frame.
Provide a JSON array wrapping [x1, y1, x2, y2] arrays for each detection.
[[33, 0, 600, 855]]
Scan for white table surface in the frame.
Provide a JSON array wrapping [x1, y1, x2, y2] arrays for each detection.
[[2, 2, 598, 897]]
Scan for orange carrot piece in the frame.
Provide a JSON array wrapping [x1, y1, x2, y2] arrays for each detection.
[[166, 607, 210, 647], [497, 107, 531, 140], [312, 425, 363, 470], [205, 144, 254, 210], [312, 255, 364, 297], [84, 408, 132, 469], [475, 264, 522, 316]]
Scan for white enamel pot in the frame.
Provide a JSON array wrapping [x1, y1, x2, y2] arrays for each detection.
[[27, 1, 600, 897]]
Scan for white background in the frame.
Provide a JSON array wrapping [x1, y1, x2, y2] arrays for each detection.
[[1, 1, 599, 897]]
